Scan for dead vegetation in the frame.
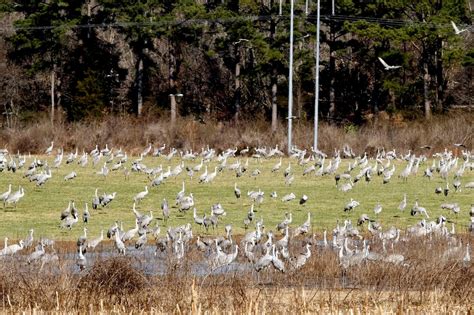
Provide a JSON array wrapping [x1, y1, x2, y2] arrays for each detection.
[[0, 235, 472, 313], [0, 111, 472, 155]]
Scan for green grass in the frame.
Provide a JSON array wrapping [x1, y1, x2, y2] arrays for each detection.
[[0, 155, 472, 240]]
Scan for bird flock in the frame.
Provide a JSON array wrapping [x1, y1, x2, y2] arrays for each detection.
[[0, 142, 473, 274]]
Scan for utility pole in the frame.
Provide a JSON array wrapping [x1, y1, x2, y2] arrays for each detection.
[[170, 93, 183, 127], [313, 0, 321, 150], [287, 0, 295, 154]]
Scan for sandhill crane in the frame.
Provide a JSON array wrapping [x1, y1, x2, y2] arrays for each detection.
[[138, 211, 153, 233], [281, 192, 296, 202], [242, 221, 264, 246], [344, 198, 360, 212], [27, 242, 45, 264], [142, 143, 152, 156], [77, 227, 87, 249], [193, 159, 204, 172], [60, 201, 72, 220], [100, 192, 116, 207], [193, 208, 204, 227], [78, 151, 88, 167], [399, 159, 413, 182], [338, 244, 366, 269], [228, 159, 241, 171], [122, 220, 139, 242], [53, 149, 63, 168], [293, 212, 311, 236], [303, 161, 317, 175], [77, 245, 87, 270], [204, 167, 218, 183], [453, 177, 461, 192], [101, 144, 111, 156], [357, 214, 371, 226], [70, 201, 78, 218], [196, 236, 210, 252], [243, 241, 256, 263], [23, 229, 34, 248], [161, 199, 169, 222], [277, 213, 292, 232], [83, 203, 90, 223], [64, 171, 77, 181], [291, 243, 311, 269], [66, 148, 78, 164], [374, 202, 382, 216], [255, 246, 273, 272], [133, 186, 149, 203], [214, 244, 239, 268], [60, 211, 79, 229], [272, 158, 282, 172], [115, 228, 126, 255], [91, 188, 100, 209], [150, 173, 164, 187], [5, 186, 25, 208], [398, 194, 407, 211], [211, 203, 226, 216], [153, 144, 166, 156], [179, 194, 194, 212], [464, 244, 471, 266], [36, 169, 52, 186], [24, 165, 36, 178], [175, 182, 186, 205], [299, 194, 308, 206], [444, 182, 450, 197], [198, 166, 208, 183], [275, 226, 289, 250], [1, 184, 11, 207], [45, 141, 54, 155], [97, 162, 109, 178], [0, 237, 8, 255], [411, 200, 429, 218], [135, 231, 148, 249], [285, 174, 294, 186], [246, 204, 255, 224], [87, 230, 104, 250], [2, 240, 24, 256], [234, 183, 241, 199], [284, 163, 291, 177]]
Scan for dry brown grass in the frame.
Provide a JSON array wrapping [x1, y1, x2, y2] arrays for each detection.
[[0, 235, 472, 313], [0, 111, 472, 155]]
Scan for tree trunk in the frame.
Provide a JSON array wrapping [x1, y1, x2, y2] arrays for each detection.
[[296, 82, 302, 119], [435, 37, 443, 112], [271, 71, 278, 133], [372, 63, 380, 114], [234, 57, 241, 123], [137, 55, 143, 116], [169, 41, 177, 122], [50, 68, 55, 125], [170, 94, 177, 127], [328, 29, 336, 122], [423, 59, 432, 120], [270, 9, 278, 133]]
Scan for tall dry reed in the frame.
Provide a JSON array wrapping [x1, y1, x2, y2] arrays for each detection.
[[1, 111, 472, 155]]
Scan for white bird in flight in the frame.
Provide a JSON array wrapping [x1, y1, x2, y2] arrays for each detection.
[[451, 21, 467, 35], [378, 57, 401, 70]]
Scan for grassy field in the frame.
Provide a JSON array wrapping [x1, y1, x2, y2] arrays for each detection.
[[0, 153, 472, 240]]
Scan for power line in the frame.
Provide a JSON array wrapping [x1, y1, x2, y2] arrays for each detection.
[[0, 14, 469, 33]]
